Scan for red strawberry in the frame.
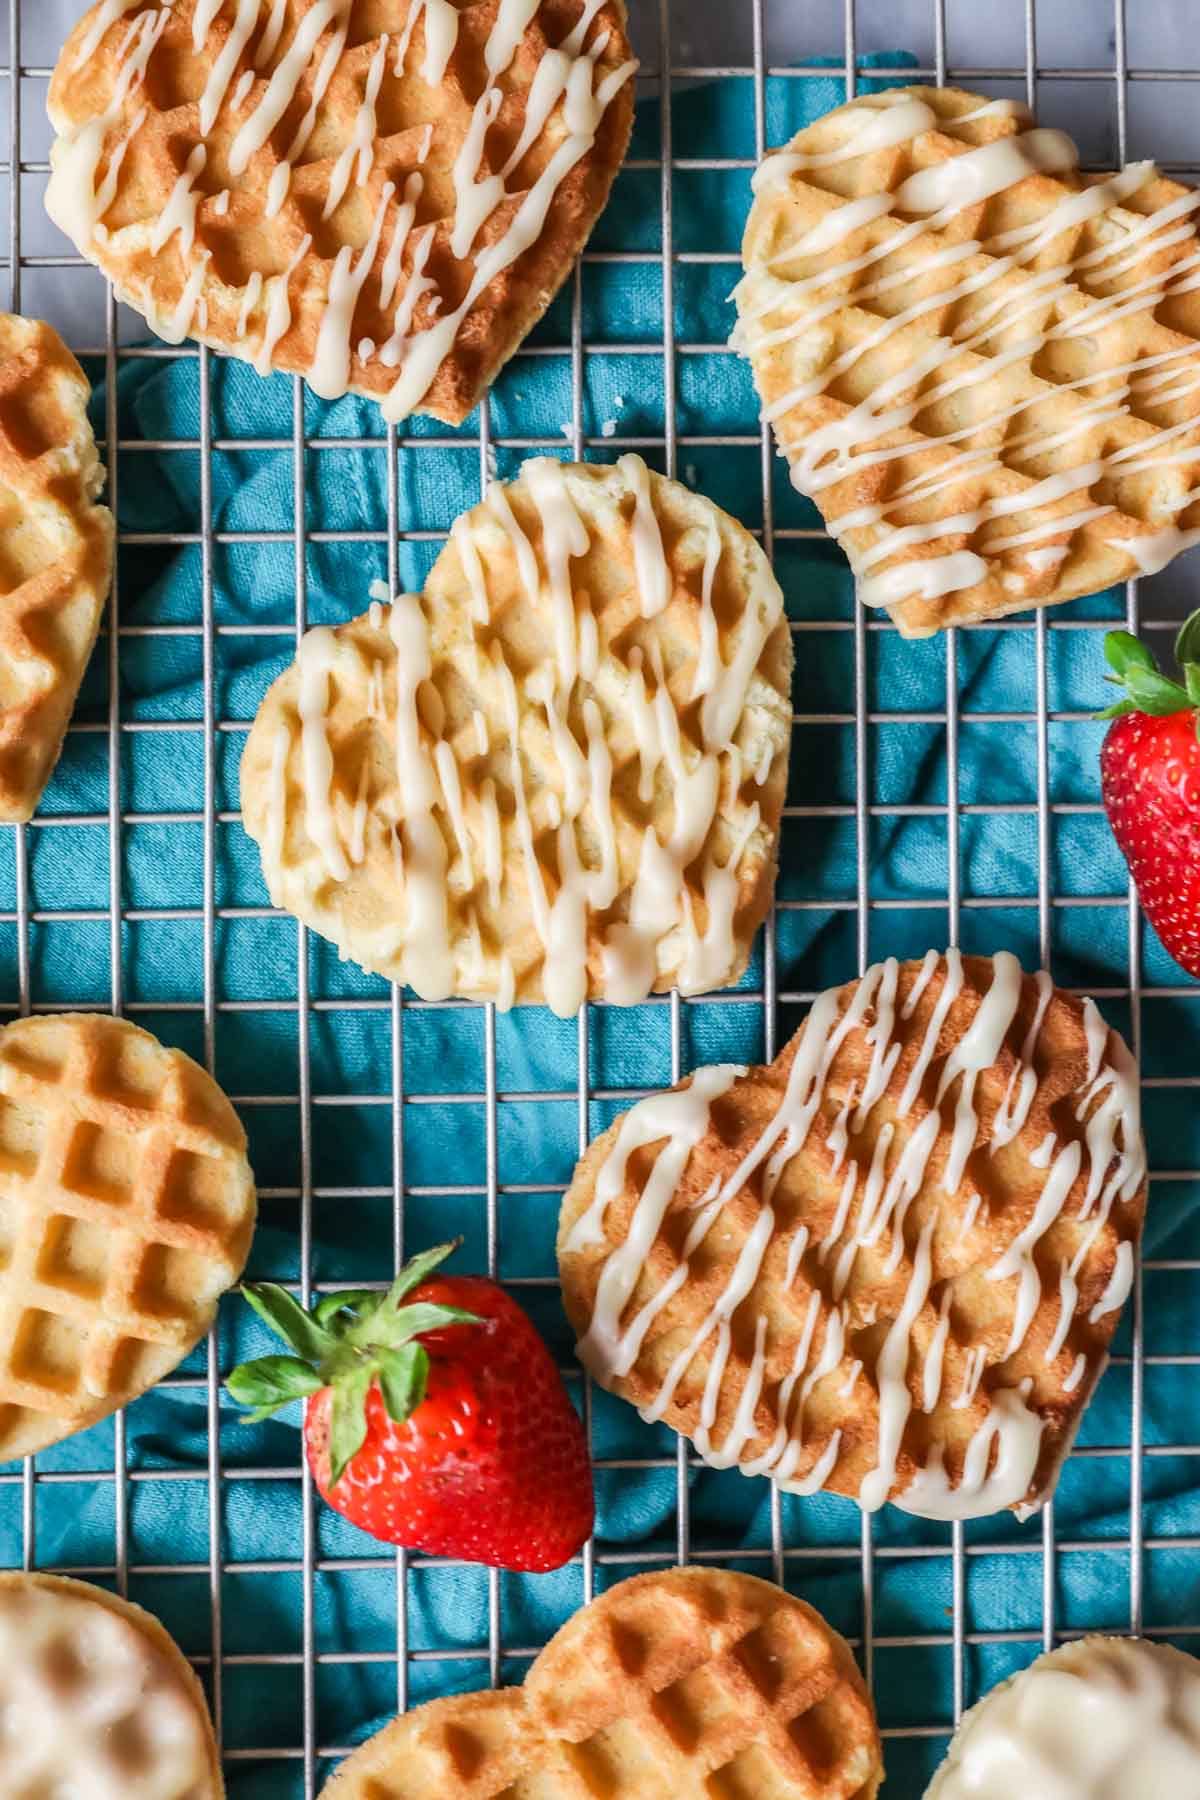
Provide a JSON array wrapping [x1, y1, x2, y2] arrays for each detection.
[[1098, 607, 1200, 979], [227, 1243, 593, 1572]]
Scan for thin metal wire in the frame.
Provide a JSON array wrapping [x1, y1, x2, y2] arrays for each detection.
[[479, 396, 502, 1692], [657, 0, 691, 1579], [753, 0, 787, 1600], [841, 0, 878, 1706], [9, 0, 35, 1583], [198, 341, 225, 1742], [292, 372, 317, 1800], [385, 416, 410, 1718]]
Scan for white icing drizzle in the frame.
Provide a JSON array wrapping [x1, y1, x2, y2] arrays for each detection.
[[264, 722, 290, 880], [388, 593, 453, 999], [253, 236, 312, 375], [928, 1637, 1200, 1798], [922, 1288, 952, 1413], [1063, 1352, 1087, 1394], [452, 514, 492, 625], [270, 456, 781, 1013], [1031, 1130, 1057, 1169], [783, 1225, 809, 1290], [737, 94, 1200, 614], [393, 0, 459, 83], [309, 181, 395, 399], [323, 33, 388, 220], [525, 456, 593, 692], [570, 951, 1146, 1517], [54, 0, 630, 408], [991, 967, 1054, 1149], [46, 0, 167, 247], [952, 1344, 987, 1410], [296, 627, 351, 883], [618, 452, 672, 617], [1089, 1238, 1134, 1324], [1046, 1261, 1079, 1365], [150, 143, 206, 255], [380, 45, 637, 420]]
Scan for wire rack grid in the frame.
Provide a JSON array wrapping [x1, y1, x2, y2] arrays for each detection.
[[2, 0, 1200, 1794]]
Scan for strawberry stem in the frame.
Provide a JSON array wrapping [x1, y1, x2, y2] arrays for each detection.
[[226, 1240, 481, 1484], [1099, 607, 1200, 736]]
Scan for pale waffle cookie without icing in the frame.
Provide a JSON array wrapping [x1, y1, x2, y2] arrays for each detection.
[[925, 1636, 1200, 1797], [320, 1566, 884, 1800], [735, 85, 1200, 636], [0, 1012, 256, 1460], [45, 0, 636, 424], [0, 314, 113, 822], [239, 454, 793, 1015], [0, 1572, 224, 1798], [558, 951, 1148, 1521]]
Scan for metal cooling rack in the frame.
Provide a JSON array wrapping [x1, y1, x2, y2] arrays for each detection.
[[2, 0, 1199, 1793]]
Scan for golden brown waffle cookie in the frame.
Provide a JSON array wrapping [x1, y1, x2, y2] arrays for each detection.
[[0, 314, 113, 821], [558, 951, 1147, 1520], [240, 454, 792, 1014], [926, 1636, 1200, 1796], [0, 1012, 256, 1460], [736, 85, 1200, 636], [0, 1572, 224, 1797], [46, 0, 635, 424], [321, 1566, 883, 1800]]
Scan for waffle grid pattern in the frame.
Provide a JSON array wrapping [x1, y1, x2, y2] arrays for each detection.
[[324, 1570, 882, 1799], [737, 84, 1200, 637], [0, 1015, 253, 1457], [240, 460, 790, 1007], [3, 1, 1200, 1797], [46, 0, 634, 423], [0, 315, 112, 822]]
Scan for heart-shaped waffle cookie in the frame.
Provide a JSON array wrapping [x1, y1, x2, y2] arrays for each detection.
[[0, 1013, 256, 1459], [736, 85, 1200, 636], [321, 1567, 883, 1800], [925, 1636, 1200, 1797], [239, 455, 793, 1014], [46, 0, 635, 423], [559, 951, 1147, 1520], [0, 314, 113, 822], [0, 1574, 224, 1798]]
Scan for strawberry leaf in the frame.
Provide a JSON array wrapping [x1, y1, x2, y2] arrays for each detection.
[[1097, 699, 1139, 720], [1104, 630, 1157, 679], [314, 1289, 381, 1328], [1175, 607, 1200, 670], [348, 1299, 479, 1352], [1123, 665, 1192, 716], [226, 1355, 323, 1422], [240, 1284, 338, 1363], [377, 1342, 428, 1425], [328, 1364, 374, 1488], [379, 1241, 462, 1310], [1186, 663, 1200, 708]]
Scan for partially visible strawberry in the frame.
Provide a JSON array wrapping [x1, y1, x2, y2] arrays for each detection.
[[1098, 607, 1200, 979], [227, 1243, 593, 1573]]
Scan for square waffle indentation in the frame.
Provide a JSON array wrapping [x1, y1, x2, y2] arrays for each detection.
[[0, 1092, 47, 1179], [35, 1214, 109, 1299], [0, 1036, 67, 1087], [60, 1119, 138, 1207], [11, 1307, 86, 1392], [132, 1240, 218, 1322], [92, 1032, 165, 1111], [158, 1145, 236, 1230]]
